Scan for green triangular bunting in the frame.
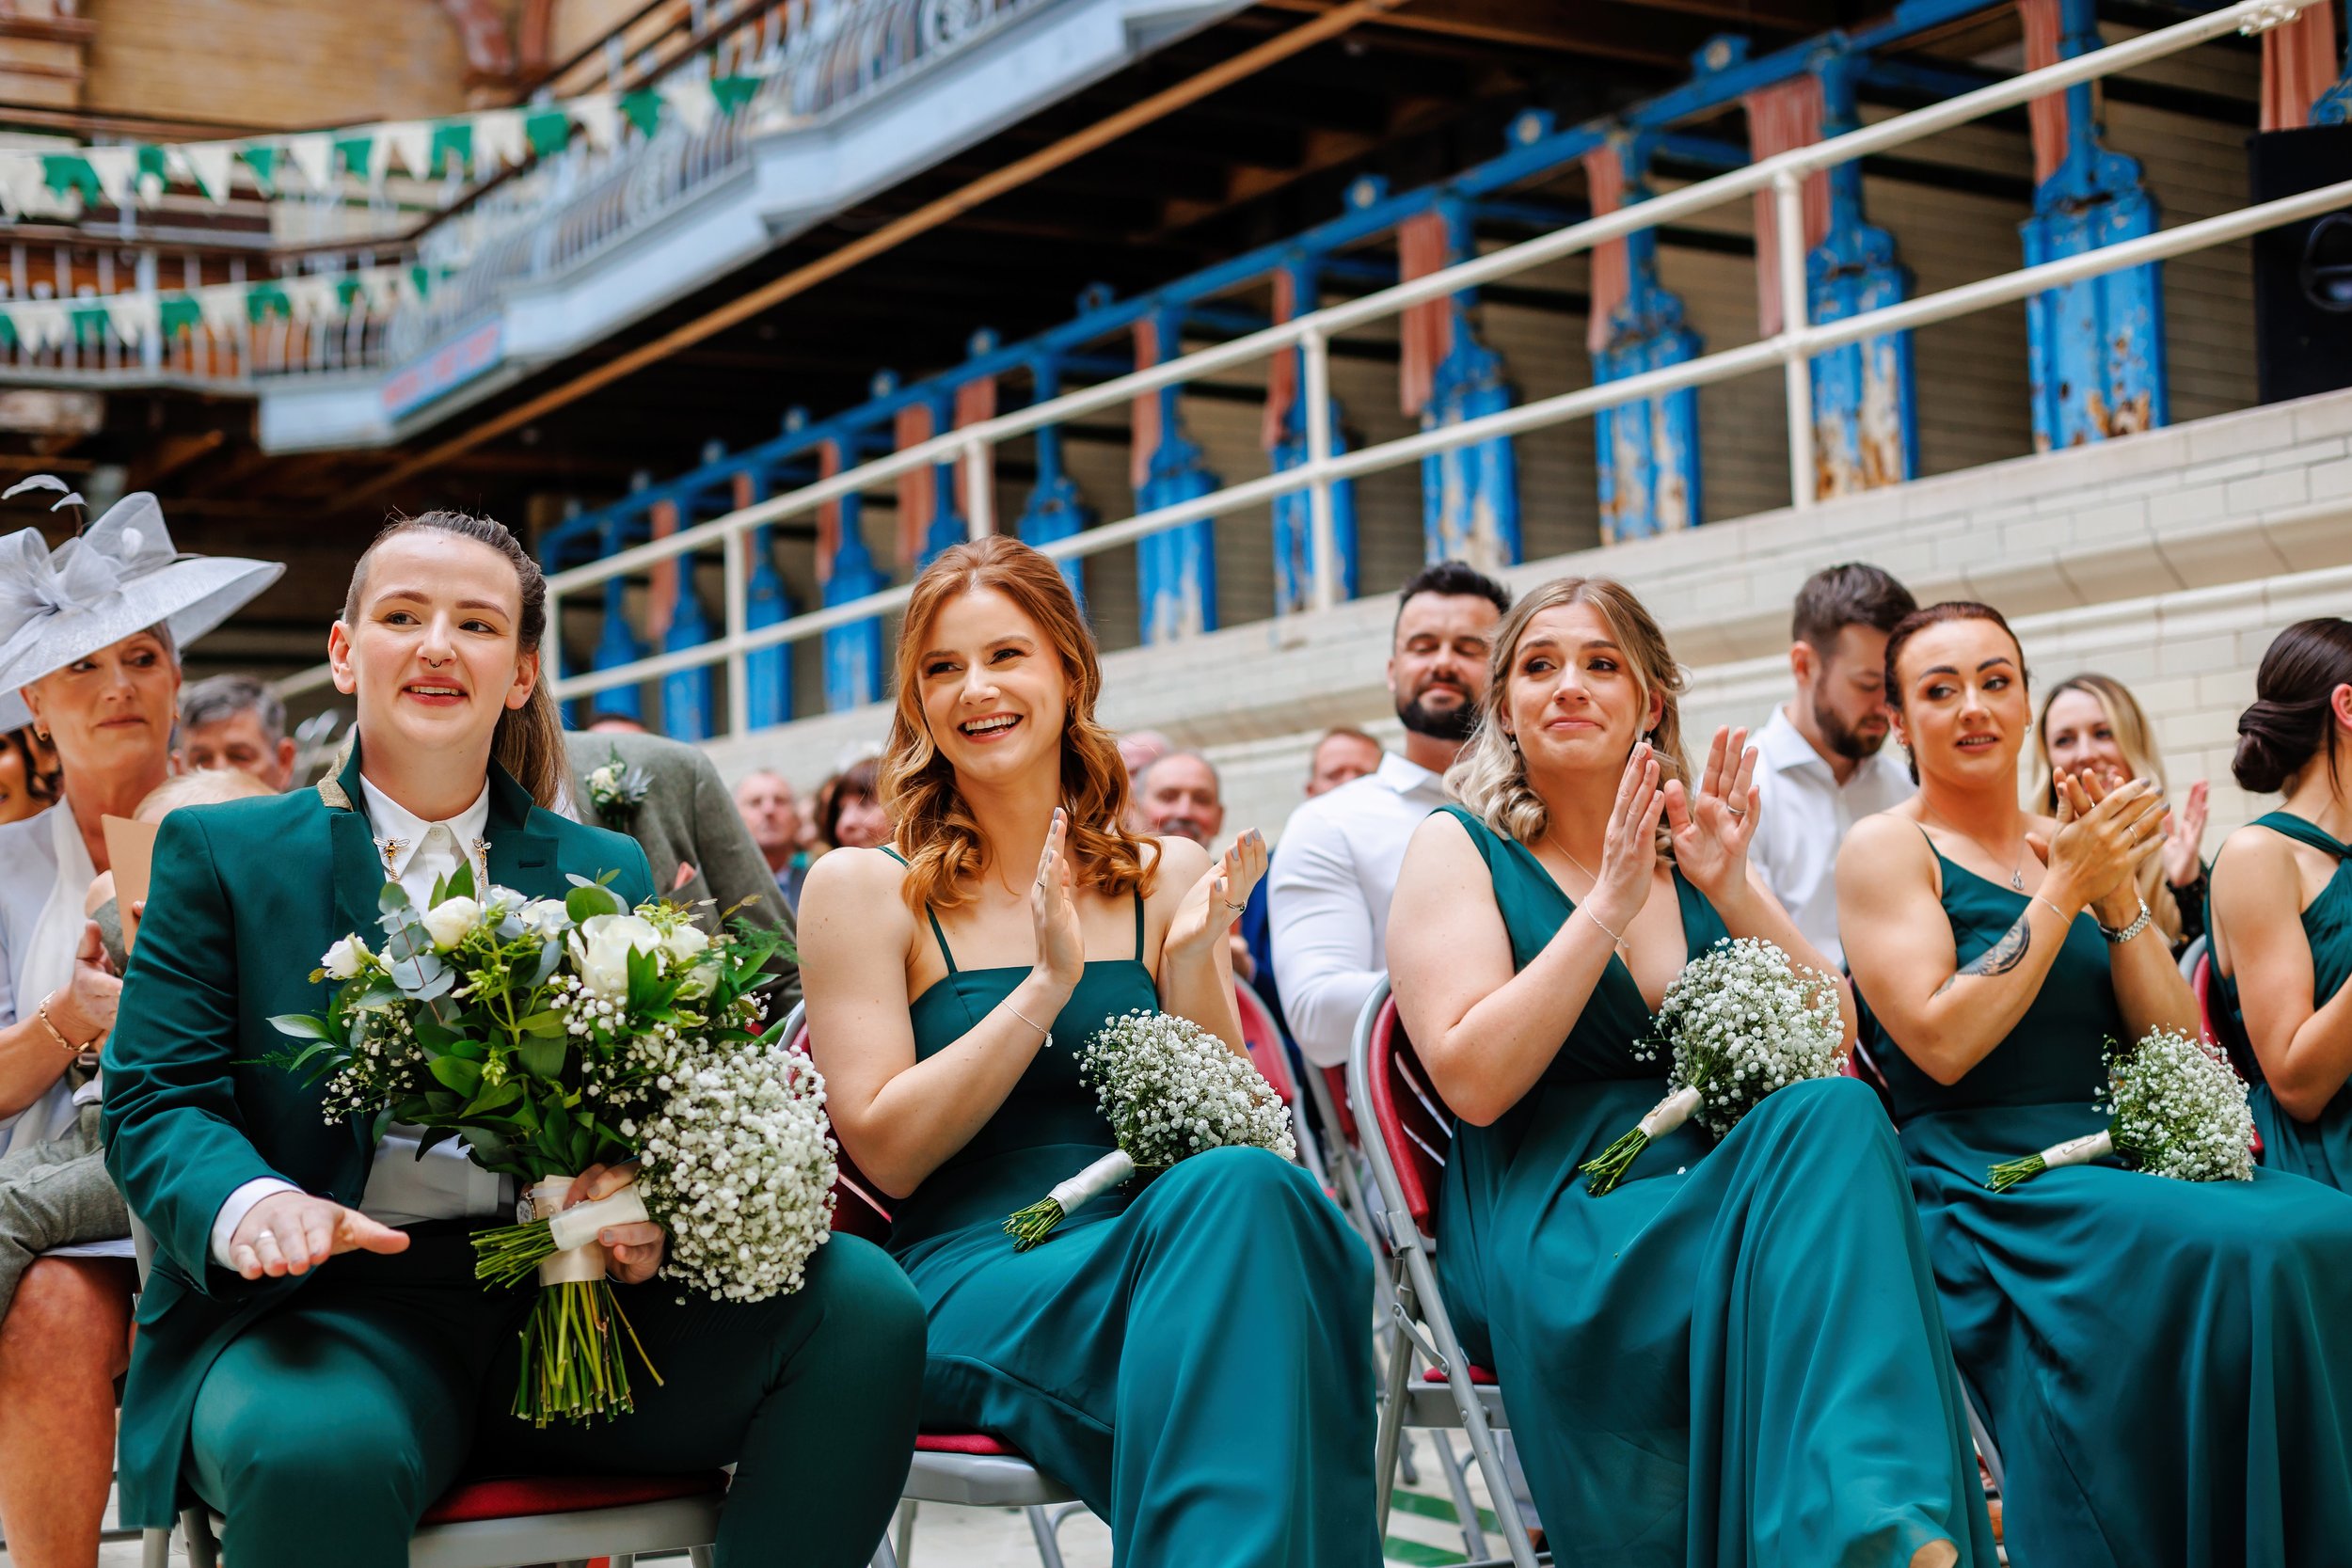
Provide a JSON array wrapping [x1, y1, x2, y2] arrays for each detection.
[[41, 153, 99, 203], [246, 282, 292, 323], [158, 295, 202, 337], [428, 120, 473, 179], [239, 144, 279, 197], [70, 304, 109, 346], [335, 135, 374, 180], [619, 88, 662, 139], [135, 145, 168, 187], [710, 76, 760, 116], [524, 107, 572, 157]]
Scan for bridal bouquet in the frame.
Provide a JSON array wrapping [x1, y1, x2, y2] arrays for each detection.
[[1986, 1026, 2254, 1191], [272, 865, 829, 1425], [1004, 1008, 1294, 1250], [1581, 937, 1846, 1196]]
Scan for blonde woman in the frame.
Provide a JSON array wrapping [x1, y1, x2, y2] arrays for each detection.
[[2029, 673, 2210, 956], [1386, 576, 1990, 1567]]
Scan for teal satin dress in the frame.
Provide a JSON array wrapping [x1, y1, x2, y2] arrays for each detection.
[[1432, 809, 1994, 1567], [883, 867, 1380, 1566], [1859, 839, 2352, 1567], [2211, 811, 2352, 1190]]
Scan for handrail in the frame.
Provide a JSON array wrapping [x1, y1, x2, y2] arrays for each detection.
[[275, 0, 2329, 719]]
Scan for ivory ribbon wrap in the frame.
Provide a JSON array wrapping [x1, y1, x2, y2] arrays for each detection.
[[1638, 1085, 1706, 1141], [1047, 1149, 1136, 1216], [529, 1177, 651, 1286], [2033, 1130, 2113, 1171]]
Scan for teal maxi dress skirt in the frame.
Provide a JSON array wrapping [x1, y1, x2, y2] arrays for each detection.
[[1432, 809, 1994, 1568], [881, 877, 1380, 1566], [1860, 843, 2352, 1566], [2210, 811, 2352, 1191]]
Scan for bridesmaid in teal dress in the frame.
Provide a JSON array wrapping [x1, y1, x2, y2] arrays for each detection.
[[1840, 601, 2352, 1567], [2206, 617, 2352, 1189], [800, 536, 1378, 1566], [1387, 577, 1992, 1568]]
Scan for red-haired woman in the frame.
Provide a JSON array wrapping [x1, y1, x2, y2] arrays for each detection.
[[800, 536, 1377, 1565]]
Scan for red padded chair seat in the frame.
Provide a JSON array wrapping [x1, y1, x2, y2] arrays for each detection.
[[421, 1471, 727, 1526], [915, 1433, 1022, 1456], [1422, 1365, 1498, 1386]]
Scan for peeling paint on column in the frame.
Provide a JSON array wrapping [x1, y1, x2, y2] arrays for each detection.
[[1593, 135, 1703, 543], [1421, 198, 1521, 571]]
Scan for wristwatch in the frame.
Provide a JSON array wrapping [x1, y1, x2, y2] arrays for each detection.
[[2096, 895, 2153, 946]]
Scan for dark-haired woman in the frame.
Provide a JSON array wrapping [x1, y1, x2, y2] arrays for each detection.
[[1839, 602, 2352, 1567], [820, 754, 889, 851], [799, 535, 1377, 1565], [0, 726, 55, 827], [103, 513, 926, 1568], [2208, 617, 2352, 1190]]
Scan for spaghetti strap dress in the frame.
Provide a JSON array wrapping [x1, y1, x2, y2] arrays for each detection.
[[2210, 811, 2352, 1191], [1432, 807, 1994, 1568], [1857, 835, 2352, 1567], [879, 852, 1379, 1566]]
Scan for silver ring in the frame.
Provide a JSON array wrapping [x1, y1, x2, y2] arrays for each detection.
[[253, 1228, 276, 1247], [1725, 806, 1747, 818]]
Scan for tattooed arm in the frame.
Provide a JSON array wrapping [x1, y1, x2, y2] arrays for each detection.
[[1837, 813, 2083, 1085]]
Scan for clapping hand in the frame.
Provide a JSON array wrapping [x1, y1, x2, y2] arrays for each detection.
[[1031, 808, 1085, 995], [1664, 726, 1760, 905], [2028, 771, 2167, 922], [1581, 741, 1667, 940], [2161, 779, 2209, 888], [1166, 829, 1267, 964], [567, 1161, 665, 1285]]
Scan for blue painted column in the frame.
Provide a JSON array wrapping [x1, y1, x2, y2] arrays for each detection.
[[734, 468, 794, 730], [1591, 135, 1703, 541], [1015, 353, 1091, 605], [821, 435, 886, 712], [1417, 194, 1520, 569], [1135, 306, 1220, 643], [1808, 50, 1918, 492], [1266, 254, 1359, 614], [2021, 0, 2167, 449], [648, 499, 714, 741], [588, 510, 645, 722]]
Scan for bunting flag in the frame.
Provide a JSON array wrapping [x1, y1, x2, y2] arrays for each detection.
[[1396, 211, 1454, 416], [0, 261, 436, 354], [0, 72, 769, 222], [1744, 74, 1833, 337]]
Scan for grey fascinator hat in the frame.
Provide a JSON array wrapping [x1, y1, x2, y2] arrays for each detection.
[[0, 488, 284, 731]]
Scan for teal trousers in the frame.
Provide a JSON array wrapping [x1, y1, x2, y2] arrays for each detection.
[[183, 1228, 925, 1568]]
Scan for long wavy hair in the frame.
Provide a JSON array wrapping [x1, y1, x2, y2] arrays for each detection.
[[881, 535, 1158, 914], [342, 511, 567, 811], [2029, 672, 2183, 944], [1447, 576, 1690, 851]]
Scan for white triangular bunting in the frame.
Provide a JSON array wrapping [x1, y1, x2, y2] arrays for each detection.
[[384, 121, 435, 182], [0, 153, 37, 219], [287, 134, 336, 194], [172, 143, 236, 205], [659, 78, 716, 136], [84, 147, 139, 209], [197, 284, 246, 336], [102, 292, 158, 345], [472, 109, 527, 174], [283, 274, 341, 321], [357, 269, 400, 311], [570, 94, 621, 153], [12, 299, 71, 352]]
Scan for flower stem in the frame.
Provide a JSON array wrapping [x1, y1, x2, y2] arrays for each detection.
[[509, 1280, 657, 1426], [1580, 1128, 1651, 1196], [473, 1217, 558, 1288], [1004, 1198, 1066, 1252]]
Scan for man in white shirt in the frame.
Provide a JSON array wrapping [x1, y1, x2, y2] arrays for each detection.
[[1270, 562, 1511, 1067], [1749, 562, 1918, 969]]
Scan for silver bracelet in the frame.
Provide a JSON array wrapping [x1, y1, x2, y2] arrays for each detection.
[[2096, 895, 2153, 946], [1004, 1000, 1056, 1050], [1577, 904, 1628, 949], [2031, 895, 2070, 926]]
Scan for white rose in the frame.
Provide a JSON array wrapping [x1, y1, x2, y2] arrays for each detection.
[[420, 896, 482, 951], [589, 764, 622, 793], [322, 934, 373, 980], [660, 924, 710, 965], [570, 912, 664, 998], [520, 898, 572, 937]]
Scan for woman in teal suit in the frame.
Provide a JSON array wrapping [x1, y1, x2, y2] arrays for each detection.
[[2208, 617, 2352, 1189], [1387, 576, 1992, 1568], [1839, 601, 2352, 1566], [799, 535, 1377, 1566], [103, 512, 926, 1568]]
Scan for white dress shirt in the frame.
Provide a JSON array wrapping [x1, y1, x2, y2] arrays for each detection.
[[1268, 752, 1448, 1067], [209, 778, 507, 1265], [1747, 705, 1914, 970]]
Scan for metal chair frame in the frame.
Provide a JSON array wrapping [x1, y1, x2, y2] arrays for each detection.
[[1347, 980, 1541, 1568]]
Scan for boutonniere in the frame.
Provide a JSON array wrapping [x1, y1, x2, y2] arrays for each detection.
[[585, 747, 652, 827]]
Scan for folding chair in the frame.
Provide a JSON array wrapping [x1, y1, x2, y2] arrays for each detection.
[[2183, 941, 2263, 1159], [1233, 979, 1336, 1196], [778, 1004, 1088, 1568], [1347, 980, 1539, 1568], [129, 1216, 723, 1568]]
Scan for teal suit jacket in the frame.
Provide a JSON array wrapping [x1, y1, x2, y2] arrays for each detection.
[[102, 743, 653, 1528]]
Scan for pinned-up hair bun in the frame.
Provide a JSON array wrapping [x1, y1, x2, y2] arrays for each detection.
[[2233, 619, 2352, 796]]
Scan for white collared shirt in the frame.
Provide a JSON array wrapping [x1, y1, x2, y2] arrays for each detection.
[[1748, 705, 1915, 970], [209, 776, 508, 1266], [1268, 751, 1448, 1067]]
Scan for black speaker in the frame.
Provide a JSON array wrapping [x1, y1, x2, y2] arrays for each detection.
[[2250, 124, 2352, 405]]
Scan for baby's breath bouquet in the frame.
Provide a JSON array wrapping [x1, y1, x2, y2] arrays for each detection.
[[1986, 1026, 2255, 1191], [1581, 937, 1846, 1196], [1004, 1008, 1295, 1250], [270, 864, 805, 1426]]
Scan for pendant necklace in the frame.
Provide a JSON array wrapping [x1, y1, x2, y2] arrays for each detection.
[[1542, 827, 1626, 952], [1920, 806, 2025, 891]]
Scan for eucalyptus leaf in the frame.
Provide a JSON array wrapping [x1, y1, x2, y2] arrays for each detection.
[[268, 1012, 334, 1042], [378, 882, 411, 914]]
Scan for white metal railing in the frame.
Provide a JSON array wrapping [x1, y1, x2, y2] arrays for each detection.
[[282, 0, 2344, 718]]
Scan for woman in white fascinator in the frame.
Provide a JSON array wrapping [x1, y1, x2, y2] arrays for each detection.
[[0, 481, 278, 1568]]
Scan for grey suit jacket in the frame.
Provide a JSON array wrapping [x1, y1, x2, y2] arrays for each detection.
[[562, 731, 803, 1011]]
